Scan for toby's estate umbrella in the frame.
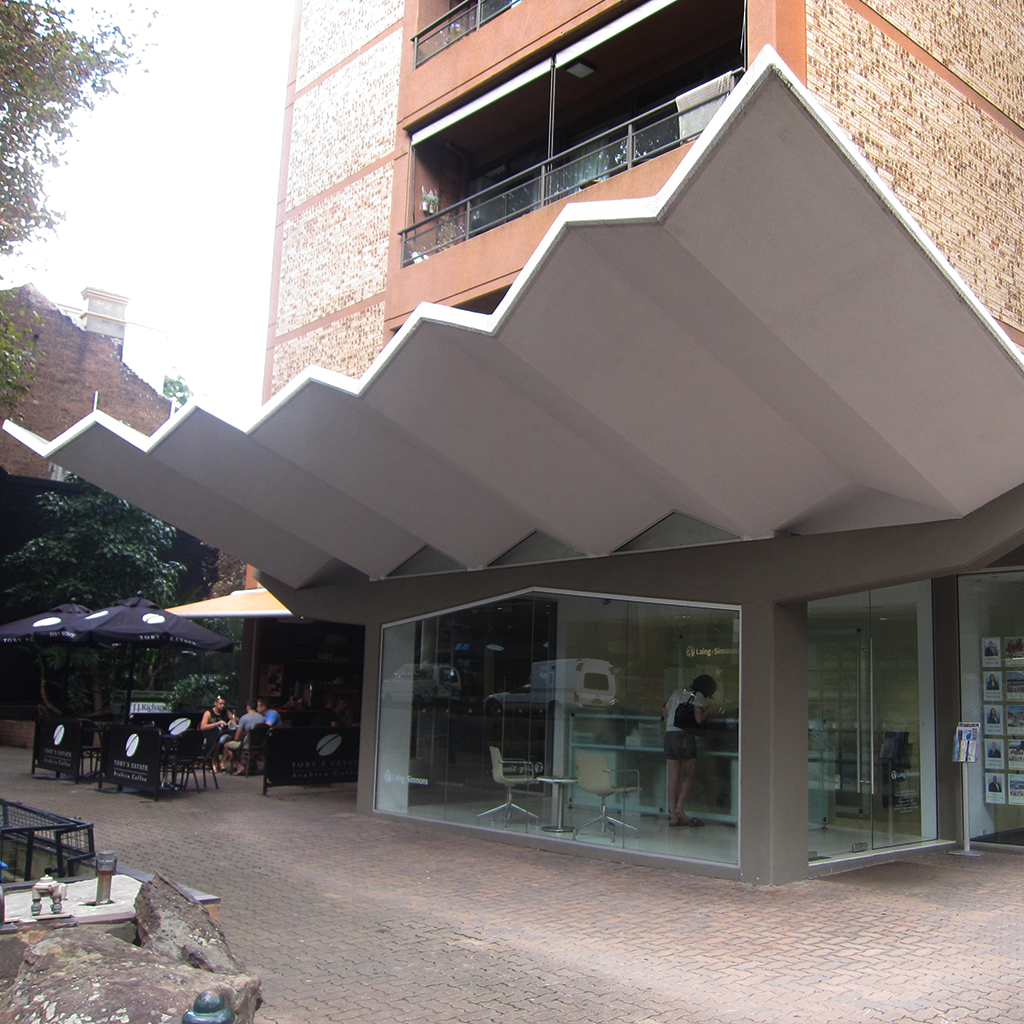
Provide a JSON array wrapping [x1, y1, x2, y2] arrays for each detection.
[[0, 604, 93, 645], [74, 597, 234, 722], [0, 604, 94, 714]]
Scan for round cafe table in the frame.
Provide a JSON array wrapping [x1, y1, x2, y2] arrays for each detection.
[[538, 776, 577, 833]]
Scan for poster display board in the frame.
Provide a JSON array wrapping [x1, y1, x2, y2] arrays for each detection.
[[33, 717, 89, 781], [99, 724, 164, 799], [974, 637, 1024, 805], [262, 727, 360, 795]]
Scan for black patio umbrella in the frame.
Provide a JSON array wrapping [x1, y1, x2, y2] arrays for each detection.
[[0, 604, 94, 714], [0, 604, 93, 645], [73, 597, 235, 722]]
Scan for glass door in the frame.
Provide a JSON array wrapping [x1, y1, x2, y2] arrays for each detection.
[[808, 582, 936, 860]]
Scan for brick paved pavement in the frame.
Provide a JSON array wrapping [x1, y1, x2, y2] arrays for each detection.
[[3, 745, 1023, 1024]]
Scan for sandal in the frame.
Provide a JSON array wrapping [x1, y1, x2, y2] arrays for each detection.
[[683, 817, 705, 827]]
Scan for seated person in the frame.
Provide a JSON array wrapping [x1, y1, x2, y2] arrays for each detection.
[[310, 693, 339, 728], [257, 697, 281, 728], [334, 697, 357, 727], [200, 697, 236, 761], [221, 703, 265, 774]]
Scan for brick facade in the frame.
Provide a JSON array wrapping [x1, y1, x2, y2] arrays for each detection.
[[268, 0, 1024, 395], [268, 0, 404, 396], [806, 0, 1024, 332], [0, 285, 171, 479], [271, 303, 385, 394], [863, 0, 1024, 125], [276, 165, 394, 336]]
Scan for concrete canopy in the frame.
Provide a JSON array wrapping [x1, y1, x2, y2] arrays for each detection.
[[7, 50, 1024, 591]]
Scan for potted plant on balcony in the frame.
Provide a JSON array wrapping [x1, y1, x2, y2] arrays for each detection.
[[421, 187, 439, 215]]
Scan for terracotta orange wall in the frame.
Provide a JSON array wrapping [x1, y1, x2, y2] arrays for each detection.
[[746, 0, 807, 79], [403, 0, 637, 128]]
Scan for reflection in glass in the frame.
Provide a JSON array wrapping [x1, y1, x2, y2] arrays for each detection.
[[808, 582, 936, 861], [376, 592, 740, 864]]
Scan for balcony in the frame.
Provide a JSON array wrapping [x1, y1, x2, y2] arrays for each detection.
[[414, 0, 522, 66], [401, 70, 741, 267]]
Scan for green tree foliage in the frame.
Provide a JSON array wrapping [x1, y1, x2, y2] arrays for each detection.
[[0, 1, 133, 255], [3, 476, 186, 611], [0, 289, 34, 412], [0, 2, 137, 410]]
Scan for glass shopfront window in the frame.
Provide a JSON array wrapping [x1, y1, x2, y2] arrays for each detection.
[[376, 591, 740, 864], [958, 570, 1024, 845], [808, 582, 937, 861]]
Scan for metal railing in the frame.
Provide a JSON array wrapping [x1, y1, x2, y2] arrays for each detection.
[[0, 799, 95, 880], [401, 71, 741, 266], [414, 0, 521, 66]]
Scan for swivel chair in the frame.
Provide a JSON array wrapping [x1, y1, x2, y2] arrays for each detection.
[[477, 745, 540, 827], [573, 751, 640, 840]]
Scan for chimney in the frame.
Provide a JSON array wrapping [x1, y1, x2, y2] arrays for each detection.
[[80, 287, 129, 346]]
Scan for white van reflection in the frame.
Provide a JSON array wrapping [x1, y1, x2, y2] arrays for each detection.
[[485, 659, 617, 716], [382, 663, 462, 708]]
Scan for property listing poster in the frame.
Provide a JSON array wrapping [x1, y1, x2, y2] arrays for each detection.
[[979, 638, 1024, 803]]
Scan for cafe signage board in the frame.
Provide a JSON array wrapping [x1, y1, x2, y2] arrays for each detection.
[[100, 724, 163, 799], [263, 727, 360, 795], [33, 716, 85, 780]]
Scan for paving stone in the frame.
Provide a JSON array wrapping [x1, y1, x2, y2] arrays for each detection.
[[4, 747, 1024, 1023]]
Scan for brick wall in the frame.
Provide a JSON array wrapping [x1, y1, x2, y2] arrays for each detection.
[[295, 0, 404, 90], [0, 721, 34, 749], [276, 165, 394, 335], [271, 304, 385, 393], [0, 286, 171, 479], [863, 0, 1024, 125], [806, 0, 1024, 332], [269, 0, 405, 395]]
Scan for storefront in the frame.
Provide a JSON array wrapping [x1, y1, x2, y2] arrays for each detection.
[[958, 570, 1024, 846], [377, 591, 740, 864], [10, 57, 1024, 883]]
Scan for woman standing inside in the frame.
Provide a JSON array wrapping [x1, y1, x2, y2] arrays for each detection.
[[662, 674, 717, 827]]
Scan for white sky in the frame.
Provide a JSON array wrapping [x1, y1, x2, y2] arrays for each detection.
[[0, 1, 295, 424]]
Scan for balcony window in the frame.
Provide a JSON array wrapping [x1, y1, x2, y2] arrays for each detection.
[[402, 68, 740, 266], [402, 1, 743, 265], [414, 0, 522, 66]]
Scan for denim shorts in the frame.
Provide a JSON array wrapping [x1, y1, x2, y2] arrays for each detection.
[[664, 730, 697, 761]]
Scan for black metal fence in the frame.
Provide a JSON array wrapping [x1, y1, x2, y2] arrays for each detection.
[[0, 799, 95, 881]]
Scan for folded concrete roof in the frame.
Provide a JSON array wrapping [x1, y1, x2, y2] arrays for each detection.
[[8, 49, 1024, 590]]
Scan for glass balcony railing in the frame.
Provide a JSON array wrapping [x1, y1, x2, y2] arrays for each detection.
[[401, 71, 742, 267], [414, 0, 522, 66]]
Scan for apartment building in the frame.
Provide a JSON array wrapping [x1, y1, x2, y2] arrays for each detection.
[[9, 0, 1024, 883]]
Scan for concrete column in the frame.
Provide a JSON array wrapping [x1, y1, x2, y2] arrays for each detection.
[[931, 577, 962, 840], [739, 600, 809, 884], [356, 619, 382, 815]]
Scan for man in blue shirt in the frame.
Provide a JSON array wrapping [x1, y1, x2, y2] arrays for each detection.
[[256, 698, 281, 728]]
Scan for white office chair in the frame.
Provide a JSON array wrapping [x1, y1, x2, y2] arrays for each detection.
[[477, 745, 540, 827], [573, 751, 640, 840]]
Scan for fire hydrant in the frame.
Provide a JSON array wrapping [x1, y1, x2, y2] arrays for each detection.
[[30, 873, 67, 916]]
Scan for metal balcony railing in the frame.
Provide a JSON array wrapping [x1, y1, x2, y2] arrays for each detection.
[[414, 0, 521, 66], [401, 70, 742, 267]]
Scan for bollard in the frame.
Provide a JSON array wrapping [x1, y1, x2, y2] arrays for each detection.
[[182, 990, 236, 1024], [95, 850, 117, 905]]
